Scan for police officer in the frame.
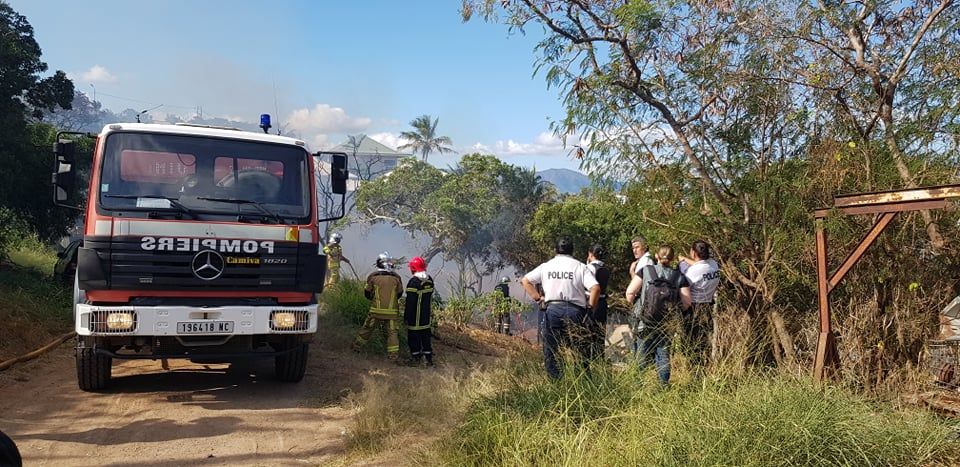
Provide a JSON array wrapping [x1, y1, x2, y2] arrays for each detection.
[[678, 240, 721, 372], [323, 233, 351, 287], [521, 237, 600, 379]]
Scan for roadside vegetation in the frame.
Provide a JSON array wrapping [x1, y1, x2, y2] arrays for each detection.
[[0, 239, 72, 362], [440, 362, 959, 467]]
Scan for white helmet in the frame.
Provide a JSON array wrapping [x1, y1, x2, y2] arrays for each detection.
[[329, 232, 342, 244], [500, 276, 510, 284], [376, 252, 393, 270]]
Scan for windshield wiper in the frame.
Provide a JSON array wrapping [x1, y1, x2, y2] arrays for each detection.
[[104, 194, 198, 219], [197, 197, 285, 224]]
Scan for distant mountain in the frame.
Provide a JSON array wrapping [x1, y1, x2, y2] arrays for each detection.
[[537, 168, 591, 194]]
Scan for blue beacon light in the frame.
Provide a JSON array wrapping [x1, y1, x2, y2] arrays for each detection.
[[259, 113, 272, 134]]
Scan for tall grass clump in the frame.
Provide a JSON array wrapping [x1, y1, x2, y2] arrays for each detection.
[[442, 362, 958, 466], [320, 279, 370, 325], [344, 366, 496, 456]]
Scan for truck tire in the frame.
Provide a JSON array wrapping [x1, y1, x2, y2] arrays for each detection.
[[275, 341, 309, 382], [76, 348, 111, 391]]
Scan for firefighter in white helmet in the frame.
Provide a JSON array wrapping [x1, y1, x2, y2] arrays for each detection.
[[352, 253, 403, 359], [323, 232, 350, 286]]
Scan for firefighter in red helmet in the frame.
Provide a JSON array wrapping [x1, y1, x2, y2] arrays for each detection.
[[404, 256, 435, 366]]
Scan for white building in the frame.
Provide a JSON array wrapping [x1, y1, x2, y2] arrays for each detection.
[[329, 135, 411, 180]]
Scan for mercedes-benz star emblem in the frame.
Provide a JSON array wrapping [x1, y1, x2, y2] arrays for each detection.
[[192, 250, 225, 281]]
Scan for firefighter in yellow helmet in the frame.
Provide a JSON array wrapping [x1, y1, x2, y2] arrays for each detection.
[[323, 233, 350, 286], [352, 252, 403, 359]]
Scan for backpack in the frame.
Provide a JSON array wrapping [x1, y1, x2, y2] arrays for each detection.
[[636, 264, 682, 325]]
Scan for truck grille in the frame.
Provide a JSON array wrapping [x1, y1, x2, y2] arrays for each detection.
[[88, 236, 301, 291]]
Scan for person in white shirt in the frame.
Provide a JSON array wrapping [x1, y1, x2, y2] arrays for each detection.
[[522, 237, 600, 379], [625, 235, 655, 355], [677, 240, 721, 371], [625, 235, 655, 303]]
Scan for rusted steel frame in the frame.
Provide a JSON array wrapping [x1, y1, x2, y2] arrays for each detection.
[[814, 199, 948, 218], [828, 212, 897, 293], [814, 221, 839, 381], [833, 183, 960, 208]]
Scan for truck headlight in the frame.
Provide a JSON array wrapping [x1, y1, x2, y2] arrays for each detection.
[[272, 312, 297, 329], [106, 312, 135, 330]]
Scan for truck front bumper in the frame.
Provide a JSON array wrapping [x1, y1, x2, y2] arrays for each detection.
[[75, 303, 318, 336]]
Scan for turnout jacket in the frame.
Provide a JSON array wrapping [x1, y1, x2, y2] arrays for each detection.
[[404, 274, 434, 330], [365, 270, 403, 318]]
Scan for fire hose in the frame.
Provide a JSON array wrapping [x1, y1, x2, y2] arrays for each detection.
[[0, 332, 76, 372]]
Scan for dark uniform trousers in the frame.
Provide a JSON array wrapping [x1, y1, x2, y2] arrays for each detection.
[[683, 302, 714, 371], [583, 297, 607, 361], [405, 276, 435, 364], [543, 301, 587, 379]]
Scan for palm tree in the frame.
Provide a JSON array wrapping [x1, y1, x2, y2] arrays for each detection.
[[398, 115, 456, 163]]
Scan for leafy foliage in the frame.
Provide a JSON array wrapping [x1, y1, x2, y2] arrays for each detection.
[[0, 2, 76, 242]]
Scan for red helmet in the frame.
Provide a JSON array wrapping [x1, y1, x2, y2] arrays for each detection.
[[408, 256, 427, 273]]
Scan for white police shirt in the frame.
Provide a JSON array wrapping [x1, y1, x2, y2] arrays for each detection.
[[634, 252, 654, 274], [685, 259, 721, 304], [525, 255, 598, 308]]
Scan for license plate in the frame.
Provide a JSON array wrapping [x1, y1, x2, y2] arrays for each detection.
[[177, 321, 234, 334]]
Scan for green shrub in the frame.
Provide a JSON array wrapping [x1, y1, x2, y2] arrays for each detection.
[[0, 206, 30, 261], [442, 364, 958, 467], [320, 279, 370, 325]]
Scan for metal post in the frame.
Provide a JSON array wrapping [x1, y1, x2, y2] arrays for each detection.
[[813, 220, 837, 381]]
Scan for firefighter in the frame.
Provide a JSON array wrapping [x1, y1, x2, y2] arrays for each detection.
[[521, 237, 601, 379], [404, 256, 435, 366], [494, 276, 512, 335], [352, 252, 403, 359], [323, 233, 351, 286]]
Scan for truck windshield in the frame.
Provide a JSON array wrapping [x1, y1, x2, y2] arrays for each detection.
[[98, 132, 310, 222]]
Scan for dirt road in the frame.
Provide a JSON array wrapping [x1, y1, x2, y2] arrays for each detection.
[[0, 322, 435, 466]]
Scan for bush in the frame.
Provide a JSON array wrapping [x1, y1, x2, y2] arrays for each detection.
[[320, 279, 370, 326], [441, 364, 958, 466], [0, 207, 30, 261]]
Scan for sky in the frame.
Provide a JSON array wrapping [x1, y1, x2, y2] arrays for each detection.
[[11, 0, 586, 171]]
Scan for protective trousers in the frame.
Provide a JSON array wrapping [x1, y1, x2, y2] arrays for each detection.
[[354, 315, 400, 357], [496, 313, 512, 335], [407, 328, 433, 363], [543, 302, 587, 379], [325, 265, 341, 287]]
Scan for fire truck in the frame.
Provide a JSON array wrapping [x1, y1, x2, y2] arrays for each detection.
[[52, 118, 348, 391]]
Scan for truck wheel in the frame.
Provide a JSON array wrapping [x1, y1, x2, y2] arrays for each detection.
[[77, 347, 111, 391], [275, 341, 309, 382]]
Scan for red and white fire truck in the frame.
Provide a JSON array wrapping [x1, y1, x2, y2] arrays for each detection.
[[52, 119, 348, 391]]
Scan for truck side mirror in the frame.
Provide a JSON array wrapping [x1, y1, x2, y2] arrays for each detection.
[[54, 139, 76, 163], [331, 153, 348, 195], [52, 139, 80, 209]]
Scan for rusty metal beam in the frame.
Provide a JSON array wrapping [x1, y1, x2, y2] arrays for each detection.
[[833, 183, 960, 208], [828, 212, 896, 292], [814, 199, 948, 218], [814, 220, 839, 381]]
